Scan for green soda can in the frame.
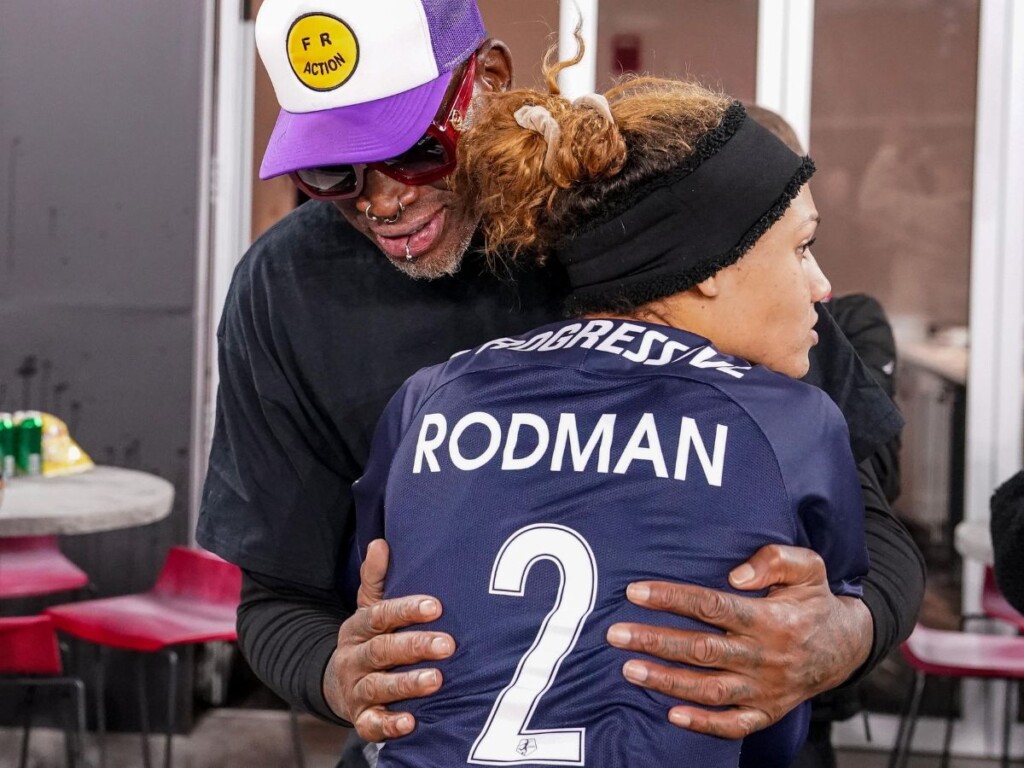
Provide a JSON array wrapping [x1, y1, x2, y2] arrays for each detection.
[[14, 410, 43, 476], [0, 412, 14, 479]]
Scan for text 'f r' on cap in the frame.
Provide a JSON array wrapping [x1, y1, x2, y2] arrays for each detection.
[[256, 0, 486, 179]]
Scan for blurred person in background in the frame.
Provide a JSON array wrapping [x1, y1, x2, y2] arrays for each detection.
[[745, 103, 907, 768], [196, 3, 923, 765], [991, 470, 1024, 613]]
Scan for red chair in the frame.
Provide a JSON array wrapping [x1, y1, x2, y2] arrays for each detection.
[[46, 546, 241, 768], [889, 623, 1024, 768], [0, 536, 90, 599], [0, 615, 86, 768]]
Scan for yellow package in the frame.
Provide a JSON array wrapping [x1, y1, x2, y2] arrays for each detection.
[[42, 412, 94, 477]]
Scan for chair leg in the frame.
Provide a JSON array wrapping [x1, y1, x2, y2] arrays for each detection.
[[1002, 679, 1015, 768], [69, 678, 87, 768], [289, 707, 306, 768], [138, 654, 153, 768], [940, 679, 956, 768], [894, 670, 926, 768], [96, 645, 108, 768], [165, 649, 178, 768], [887, 669, 919, 768], [19, 686, 35, 768]]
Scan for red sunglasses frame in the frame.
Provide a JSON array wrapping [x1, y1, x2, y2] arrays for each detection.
[[290, 56, 478, 201]]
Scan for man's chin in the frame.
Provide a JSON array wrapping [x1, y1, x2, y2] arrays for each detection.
[[388, 249, 464, 280]]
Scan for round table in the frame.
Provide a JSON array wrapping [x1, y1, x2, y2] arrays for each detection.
[[0, 466, 175, 536]]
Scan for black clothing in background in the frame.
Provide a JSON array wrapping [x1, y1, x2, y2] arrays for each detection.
[[198, 202, 922, 726], [823, 294, 902, 503], [991, 470, 1024, 612]]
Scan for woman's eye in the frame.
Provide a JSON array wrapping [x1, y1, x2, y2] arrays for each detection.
[[798, 237, 817, 255]]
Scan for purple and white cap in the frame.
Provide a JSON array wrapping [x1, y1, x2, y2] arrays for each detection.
[[255, 0, 485, 179]]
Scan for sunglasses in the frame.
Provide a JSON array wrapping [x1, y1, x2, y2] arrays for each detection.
[[291, 56, 477, 201]]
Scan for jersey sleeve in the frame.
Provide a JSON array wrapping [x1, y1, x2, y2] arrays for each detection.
[[784, 389, 870, 597], [196, 251, 350, 590]]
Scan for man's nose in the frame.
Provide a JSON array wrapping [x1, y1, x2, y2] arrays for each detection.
[[355, 170, 420, 221]]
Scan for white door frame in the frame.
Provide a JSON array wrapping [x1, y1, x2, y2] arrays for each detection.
[[189, 0, 256, 538]]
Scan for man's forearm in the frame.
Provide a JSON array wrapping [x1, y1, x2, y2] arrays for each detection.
[[238, 569, 352, 725], [847, 460, 926, 683]]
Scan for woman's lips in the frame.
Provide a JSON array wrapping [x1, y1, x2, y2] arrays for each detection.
[[373, 209, 447, 260]]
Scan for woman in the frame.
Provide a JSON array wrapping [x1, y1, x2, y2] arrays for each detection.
[[353, 63, 867, 768]]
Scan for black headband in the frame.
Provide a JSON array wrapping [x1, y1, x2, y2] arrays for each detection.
[[556, 102, 815, 314]]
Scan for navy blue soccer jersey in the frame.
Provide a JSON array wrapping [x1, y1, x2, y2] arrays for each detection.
[[354, 319, 868, 768]]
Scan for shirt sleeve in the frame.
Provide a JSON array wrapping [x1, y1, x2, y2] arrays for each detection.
[[195, 255, 352, 590], [788, 392, 870, 598]]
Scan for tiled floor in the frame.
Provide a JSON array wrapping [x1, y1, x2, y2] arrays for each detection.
[[2, 710, 1020, 768]]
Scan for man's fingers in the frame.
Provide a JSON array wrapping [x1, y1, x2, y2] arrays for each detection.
[[625, 581, 757, 633], [606, 623, 747, 668], [358, 631, 455, 672], [667, 705, 772, 740], [354, 707, 415, 743], [357, 539, 391, 608], [345, 596, 444, 642], [621, 659, 752, 709], [352, 668, 444, 711], [728, 544, 828, 592]]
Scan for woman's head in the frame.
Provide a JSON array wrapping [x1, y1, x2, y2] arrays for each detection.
[[455, 52, 827, 378]]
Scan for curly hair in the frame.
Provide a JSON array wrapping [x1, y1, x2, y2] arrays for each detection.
[[454, 43, 732, 264]]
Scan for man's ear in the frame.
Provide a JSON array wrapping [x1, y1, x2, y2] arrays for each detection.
[[475, 39, 513, 93]]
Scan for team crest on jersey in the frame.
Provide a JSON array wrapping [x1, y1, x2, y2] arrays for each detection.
[[516, 738, 538, 756]]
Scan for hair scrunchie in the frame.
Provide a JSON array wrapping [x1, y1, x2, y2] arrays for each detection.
[[514, 105, 562, 173]]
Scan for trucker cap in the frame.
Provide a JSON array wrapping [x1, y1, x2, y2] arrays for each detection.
[[255, 0, 486, 179]]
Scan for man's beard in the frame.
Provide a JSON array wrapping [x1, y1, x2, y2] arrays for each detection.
[[388, 226, 475, 280]]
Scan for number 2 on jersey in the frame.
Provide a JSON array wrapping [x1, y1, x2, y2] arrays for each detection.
[[468, 524, 597, 766]]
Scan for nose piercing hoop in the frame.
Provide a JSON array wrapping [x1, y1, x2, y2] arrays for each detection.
[[365, 202, 405, 225]]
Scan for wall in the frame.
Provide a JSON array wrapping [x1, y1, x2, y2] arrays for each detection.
[[0, 0, 207, 729]]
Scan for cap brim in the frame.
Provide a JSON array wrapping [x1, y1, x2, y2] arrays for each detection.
[[259, 71, 454, 179]]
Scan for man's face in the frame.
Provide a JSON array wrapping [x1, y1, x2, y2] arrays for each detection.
[[327, 45, 510, 280], [332, 171, 478, 280]]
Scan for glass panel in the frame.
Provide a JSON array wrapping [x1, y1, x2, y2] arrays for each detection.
[[810, 0, 981, 716], [596, 0, 759, 97]]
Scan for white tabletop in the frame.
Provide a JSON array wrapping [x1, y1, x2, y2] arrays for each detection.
[[0, 466, 175, 536], [954, 520, 994, 565]]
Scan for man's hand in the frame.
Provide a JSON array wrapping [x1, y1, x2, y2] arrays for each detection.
[[323, 539, 455, 742], [606, 544, 872, 739]]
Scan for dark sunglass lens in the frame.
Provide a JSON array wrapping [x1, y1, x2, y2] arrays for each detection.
[[383, 135, 450, 175], [296, 165, 359, 195]]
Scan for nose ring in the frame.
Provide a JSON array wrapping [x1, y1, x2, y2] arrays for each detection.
[[365, 202, 405, 225]]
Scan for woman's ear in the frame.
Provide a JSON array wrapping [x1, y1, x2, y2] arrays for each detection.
[[475, 39, 514, 93], [694, 275, 720, 298]]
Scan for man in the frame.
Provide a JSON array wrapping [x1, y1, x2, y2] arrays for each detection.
[[196, 0, 924, 762]]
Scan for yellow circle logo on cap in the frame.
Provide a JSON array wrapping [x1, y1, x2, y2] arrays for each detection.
[[287, 13, 359, 92]]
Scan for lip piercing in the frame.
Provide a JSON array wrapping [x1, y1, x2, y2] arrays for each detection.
[[405, 243, 414, 262], [365, 202, 405, 225]]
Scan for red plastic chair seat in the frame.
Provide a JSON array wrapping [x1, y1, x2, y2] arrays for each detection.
[[46, 593, 237, 652], [0, 615, 64, 676], [45, 546, 240, 652], [0, 536, 90, 599], [902, 624, 1024, 679]]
